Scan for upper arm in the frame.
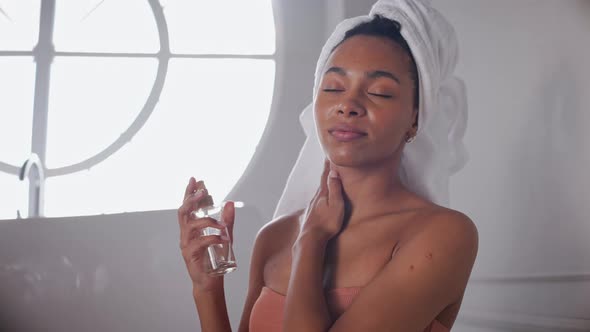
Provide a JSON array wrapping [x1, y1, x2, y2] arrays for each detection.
[[237, 211, 303, 332], [236, 224, 270, 332], [330, 211, 478, 332]]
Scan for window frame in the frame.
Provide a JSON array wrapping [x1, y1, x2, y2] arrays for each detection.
[[0, 0, 276, 218]]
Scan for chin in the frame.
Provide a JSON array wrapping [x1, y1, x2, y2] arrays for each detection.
[[326, 150, 370, 167], [326, 146, 400, 170]]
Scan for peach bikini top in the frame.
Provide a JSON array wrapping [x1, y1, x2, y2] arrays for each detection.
[[249, 286, 450, 332]]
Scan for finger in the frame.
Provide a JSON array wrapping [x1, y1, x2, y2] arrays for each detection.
[[327, 168, 343, 205], [179, 189, 207, 218], [221, 201, 235, 241], [182, 235, 230, 262], [318, 159, 331, 197], [183, 178, 205, 202], [310, 159, 331, 201], [180, 217, 225, 248], [306, 160, 330, 213], [178, 189, 209, 223], [185, 215, 225, 234], [183, 177, 196, 200]]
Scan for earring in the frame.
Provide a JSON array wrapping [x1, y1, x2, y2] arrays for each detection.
[[405, 134, 416, 143]]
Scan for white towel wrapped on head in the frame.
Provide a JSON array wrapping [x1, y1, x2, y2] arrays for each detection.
[[274, 0, 468, 218]]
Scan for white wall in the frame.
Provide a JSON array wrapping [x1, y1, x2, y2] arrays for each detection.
[[1, 1, 589, 331], [436, 1, 590, 331]]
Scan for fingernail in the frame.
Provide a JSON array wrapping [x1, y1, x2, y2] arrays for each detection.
[[220, 235, 230, 241], [194, 188, 205, 198], [329, 170, 339, 178]]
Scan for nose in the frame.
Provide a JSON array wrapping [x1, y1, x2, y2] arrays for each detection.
[[337, 95, 366, 118]]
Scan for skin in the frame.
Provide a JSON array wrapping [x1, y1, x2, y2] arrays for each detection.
[[178, 35, 478, 332]]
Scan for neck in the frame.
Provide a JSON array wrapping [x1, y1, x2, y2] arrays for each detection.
[[333, 158, 408, 225]]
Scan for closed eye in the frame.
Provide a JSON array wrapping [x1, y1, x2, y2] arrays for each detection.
[[369, 93, 393, 99], [322, 88, 344, 92]]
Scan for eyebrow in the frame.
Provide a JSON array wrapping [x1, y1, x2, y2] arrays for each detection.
[[324, 66, 401, 84]]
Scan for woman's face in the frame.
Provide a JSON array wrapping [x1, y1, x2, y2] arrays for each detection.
[[314, 35, 418, 168]]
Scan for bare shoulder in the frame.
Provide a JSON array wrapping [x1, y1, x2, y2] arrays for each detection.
[[388, 206, 479, 306], [253, 208, 304, 255], [431, 207, 478, 248], [397, 191, 478, 246], [405, 205, 479, 267]]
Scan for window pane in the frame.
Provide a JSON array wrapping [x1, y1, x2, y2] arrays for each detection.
[[46, 57, 158, 168], [45, 59, 275, 217], [0, 57, 35, 166], [53, 0, 159, 53], [0, 0, 40, 50], [162, 0, 275, 54], [0, 172, 28, 220]]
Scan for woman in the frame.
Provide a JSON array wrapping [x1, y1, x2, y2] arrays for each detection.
[[178, 1, 477, 331]]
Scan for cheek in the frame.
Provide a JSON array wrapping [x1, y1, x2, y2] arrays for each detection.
[[313, 105, 330, 149], [313, 99, 330, 129], [369, 112, 407, 146]]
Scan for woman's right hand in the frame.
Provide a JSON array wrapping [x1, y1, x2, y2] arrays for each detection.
[[178, 177, 235, 293]]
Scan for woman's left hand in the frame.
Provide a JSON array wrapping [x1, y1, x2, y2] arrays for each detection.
[[300, 159, 346, 243]]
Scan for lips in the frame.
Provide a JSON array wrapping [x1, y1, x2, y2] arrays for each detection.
[[328, 124, 367, 142]]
